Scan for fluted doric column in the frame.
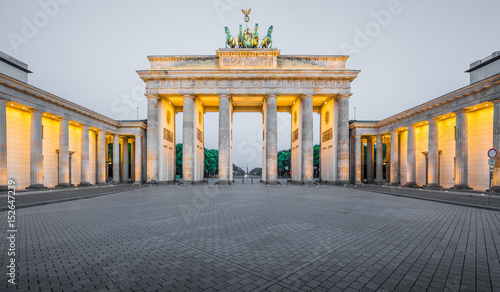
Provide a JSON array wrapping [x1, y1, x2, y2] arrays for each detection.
[[492, 101, 500, 192], [337, 95, 350, 184], [218, 94, 231, 183], [427, 119, 440, 188], [97, 130, 106, 185], [354, 135, 362, 184], [406, 124, 417, 187], [390, 130, 399, 185], [302, 94, 314, 183], [366, 138, 374, 183], [79, 125, 91, 186], [264, 94, 278, 183], [385, 136, 391, 181], [375, 134, 384, 184], [0, 101, 7, 190], [146, 95, 159, 183], [57, 118, 70, 187], [28, 109, 45, 188], [454, 111, 470, 189], [134, 136, 142, 183], [113, 134, 120, 184], [182, 94, 195, 183], [122, 137, 129, 183]]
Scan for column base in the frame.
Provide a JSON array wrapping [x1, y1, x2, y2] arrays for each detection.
[[452, 184, 472, 190], [55, 183, 73, 188], [405, 182, 419, 188], [145, 180, 159, 185], [217, 180, 231, 185], [78, 182, 93, 187], [374, 180, 384, 185], [388, 182, 400, 186], [96, 182, 107, 186], [263, 180, 280, 185], [0, 185, 8, 192], [26, 184, 47, 189], [424, 184, 442, 190], [491, 186, 500, 193], [336, 180, 351, 186]]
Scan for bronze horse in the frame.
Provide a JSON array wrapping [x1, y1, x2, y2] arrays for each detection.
[[224, 26, 236, 48], [260, 25, 273, 48]]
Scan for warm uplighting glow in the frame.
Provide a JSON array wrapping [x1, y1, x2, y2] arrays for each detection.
[[22, 107, 25, 109], [10, 103, 14, 106], [474, 107, 477, 110]]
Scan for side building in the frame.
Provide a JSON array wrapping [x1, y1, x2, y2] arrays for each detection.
[[349, 51, 500, 191], [0, 52, 146, 190]]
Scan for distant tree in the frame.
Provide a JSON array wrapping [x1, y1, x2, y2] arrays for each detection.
[[277, 149, 291, 177], [204, 148, 218, 177], [313, 144, 319, 178], [232, 164, 246, 176], [176, 143, 182, 177], [249, 167, 262, 176]]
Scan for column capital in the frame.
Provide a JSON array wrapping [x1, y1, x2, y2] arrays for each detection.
[[181, 94, 195, 99], [301, 94, 314, 99], [145, 94, 159, 100], [455, 108, 469, 114], [338, 94, 351, 99], [264, 93, 278, 99], [218, 94, 231, 100]]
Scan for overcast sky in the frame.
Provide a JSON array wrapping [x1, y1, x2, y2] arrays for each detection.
[[1, 0, 499, 170]]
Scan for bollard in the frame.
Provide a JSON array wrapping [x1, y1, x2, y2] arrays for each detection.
[[242, 177, 244, 185]]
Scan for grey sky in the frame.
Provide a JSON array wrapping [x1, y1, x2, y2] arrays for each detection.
[[1, 0, 499, 170]]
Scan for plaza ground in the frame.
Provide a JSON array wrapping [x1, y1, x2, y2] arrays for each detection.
[[1, 184, 500, 291]]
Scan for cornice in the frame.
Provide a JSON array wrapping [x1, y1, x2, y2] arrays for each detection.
[[0, 73, 119, 127]]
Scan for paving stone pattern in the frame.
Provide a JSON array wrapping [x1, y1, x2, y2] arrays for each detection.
[[1, 184, 499, 291]]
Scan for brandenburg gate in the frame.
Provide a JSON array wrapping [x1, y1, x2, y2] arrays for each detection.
[[138, 47, 359, 184], [137, 13, 359, 184]]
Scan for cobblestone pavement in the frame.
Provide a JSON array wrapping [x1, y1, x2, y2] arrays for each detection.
[[1, 184, 499, 291]]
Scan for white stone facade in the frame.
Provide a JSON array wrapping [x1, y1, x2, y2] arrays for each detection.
[[0, 57, 146, 190], [350, 54, 500, 191]]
